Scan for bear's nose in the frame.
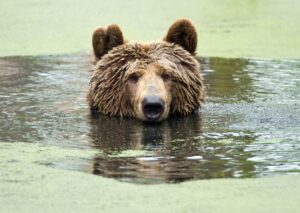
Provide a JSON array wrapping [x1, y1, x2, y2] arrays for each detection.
[[142, 96, 164, 122]]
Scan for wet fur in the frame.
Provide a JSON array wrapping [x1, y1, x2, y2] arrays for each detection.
[[88, 19, 205, 119]]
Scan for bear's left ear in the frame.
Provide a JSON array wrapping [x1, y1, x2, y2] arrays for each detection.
[[164, 19, 197, 54], [92, 24, 124, 59]]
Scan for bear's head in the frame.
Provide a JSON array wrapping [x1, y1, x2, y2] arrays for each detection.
[[88, 19, 205, 122]]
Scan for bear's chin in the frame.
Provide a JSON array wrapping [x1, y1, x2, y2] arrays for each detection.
[[142, 117, 165, 123], [136, 114, 166, 123]]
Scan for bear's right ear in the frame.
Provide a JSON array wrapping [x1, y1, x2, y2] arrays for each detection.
[[164, 19, 197, 54], [92, 24, 124, 59]]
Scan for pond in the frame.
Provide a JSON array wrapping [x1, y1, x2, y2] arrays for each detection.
[[0, 54, 299, 184]]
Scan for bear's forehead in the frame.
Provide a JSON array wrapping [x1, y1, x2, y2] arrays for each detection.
[[96, 42, 198, 74], [105, 42, 193, 62]]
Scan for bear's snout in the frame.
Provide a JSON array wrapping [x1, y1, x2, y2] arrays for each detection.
[[142, 96, 164, 122]]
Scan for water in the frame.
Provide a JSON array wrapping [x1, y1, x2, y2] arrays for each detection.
[[0, 54, 299, 184]]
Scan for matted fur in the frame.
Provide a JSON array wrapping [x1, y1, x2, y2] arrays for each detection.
[[88, 41, 205, 118]]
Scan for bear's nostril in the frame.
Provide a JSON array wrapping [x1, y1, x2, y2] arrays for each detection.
[[142, 96, 164, 121]]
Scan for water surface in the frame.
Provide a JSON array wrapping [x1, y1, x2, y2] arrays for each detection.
[[0, 54, 299, 184]]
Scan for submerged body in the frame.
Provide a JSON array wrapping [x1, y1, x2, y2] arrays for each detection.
[[88, 19, 205, 122]]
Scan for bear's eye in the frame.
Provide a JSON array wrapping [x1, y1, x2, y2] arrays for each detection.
[[128, 73, 139, 84], [161, 73, 171, 82]]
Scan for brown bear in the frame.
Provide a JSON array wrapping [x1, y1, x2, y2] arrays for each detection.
[[88, 19, 205, 122]]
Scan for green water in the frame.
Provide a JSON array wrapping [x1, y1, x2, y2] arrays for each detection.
[[0, 0, 300, 59], [1, 142, 299, 213]]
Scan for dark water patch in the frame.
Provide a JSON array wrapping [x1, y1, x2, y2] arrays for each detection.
[[0, 54, 93, 147], [0, 54, 299, 184]]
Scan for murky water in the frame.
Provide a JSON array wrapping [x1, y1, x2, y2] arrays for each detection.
[[0, 54, 299, 184]]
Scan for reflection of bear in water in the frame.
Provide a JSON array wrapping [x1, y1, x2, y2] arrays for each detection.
[[88, 113, 256, 183], [90, 113, 203, 153], [88, 19, 205, 122], [89, 113, 204, 183]]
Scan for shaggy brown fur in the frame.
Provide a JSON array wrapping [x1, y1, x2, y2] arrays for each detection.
[[88, 19, 205, 121]]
